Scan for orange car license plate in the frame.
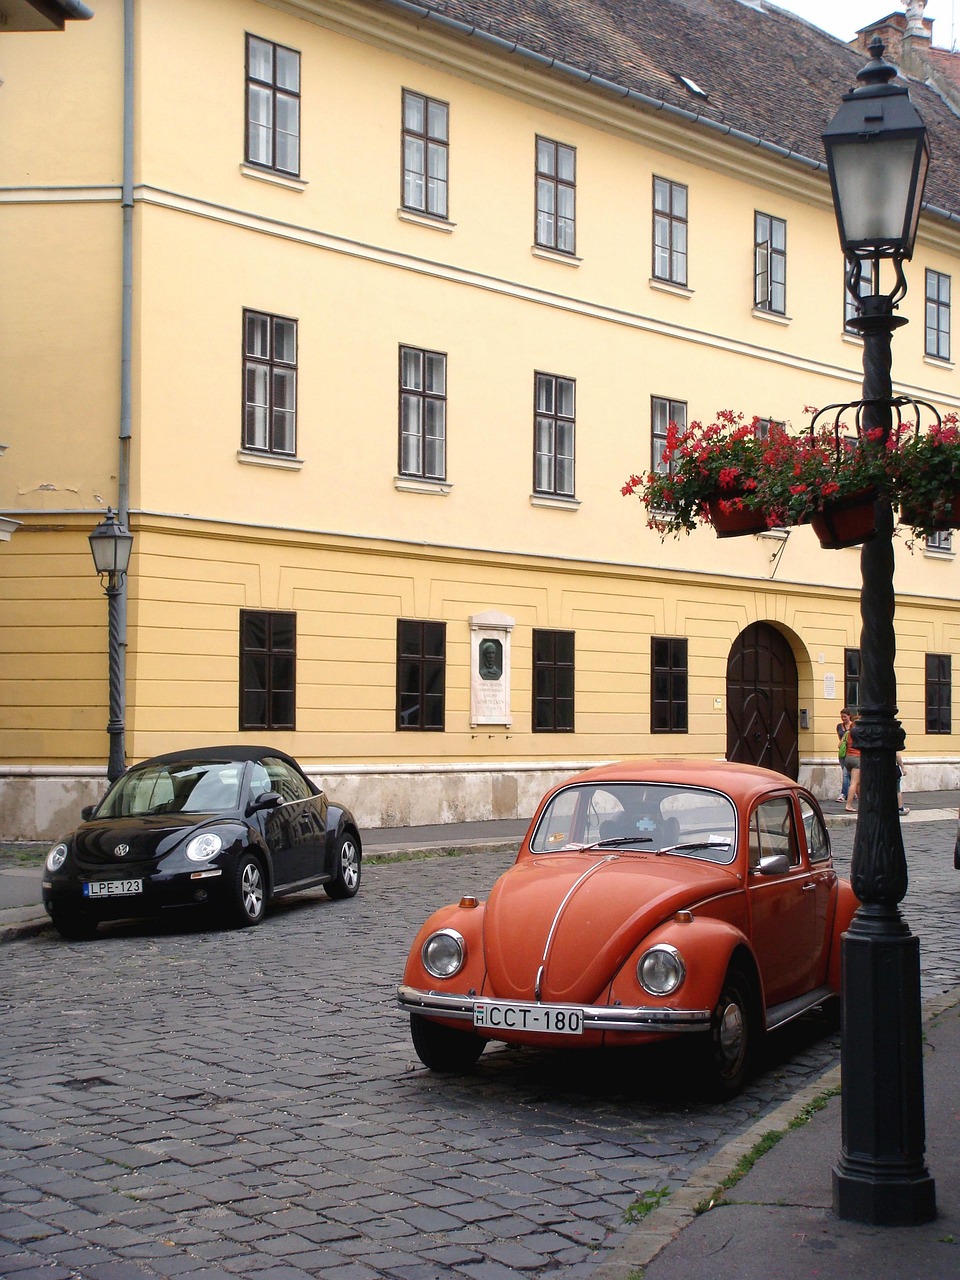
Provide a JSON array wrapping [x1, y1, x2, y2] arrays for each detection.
[[474, 1003, 583, 1035]]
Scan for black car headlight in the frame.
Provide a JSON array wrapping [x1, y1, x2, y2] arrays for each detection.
[[185, 832, 224, 862], [422, 929, 466, 979], [637, 944, 686, 996], [45, 843, 68, 873]]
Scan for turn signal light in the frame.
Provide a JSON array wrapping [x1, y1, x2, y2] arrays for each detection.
[[459, 895, 479, 908]]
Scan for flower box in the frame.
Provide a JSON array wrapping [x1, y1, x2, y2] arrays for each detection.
[[811, 490, 877, 549]]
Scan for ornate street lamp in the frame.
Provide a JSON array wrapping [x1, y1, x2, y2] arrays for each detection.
[[823, 38, 935, 1225], [88, 508, 133, 783]]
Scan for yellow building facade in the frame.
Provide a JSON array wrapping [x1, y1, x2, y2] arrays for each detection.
[[1, 0, 959, 838]]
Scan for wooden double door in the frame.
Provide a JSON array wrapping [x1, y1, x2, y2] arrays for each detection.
[[726, 623, 799, 779]]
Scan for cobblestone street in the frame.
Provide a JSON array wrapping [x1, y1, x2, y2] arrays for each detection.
[[1, 818, 956, 1280]]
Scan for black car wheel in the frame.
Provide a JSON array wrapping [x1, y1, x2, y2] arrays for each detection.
[[410, 1014, 485, 1072], [50, 909, 98, 941], [695, 966, 757, 1099], [324, 833, 361, 900], [229, 854, 266, 927]]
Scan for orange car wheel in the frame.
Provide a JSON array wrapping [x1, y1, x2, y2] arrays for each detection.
[[410, 1014, 485, 1073]]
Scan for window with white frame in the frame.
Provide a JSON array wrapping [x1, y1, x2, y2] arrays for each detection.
[[926, 530, 953, 553], [245, 35, 300, 176], [534, 372, 575, 496], [844, 258, 874, 333], [535, 137, 576, 254], [652, 397, 687, 474], [755, 211, 786, 314], [653, 177, 688, 286], [925, 269, 951, 360], [402, 90, 449, 218], [243, 310, 297, 456], [399, 346, 446, 480]]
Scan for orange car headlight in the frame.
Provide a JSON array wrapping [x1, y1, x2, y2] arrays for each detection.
[[637, 944, 686, 996], [422, 929, 465, 979]]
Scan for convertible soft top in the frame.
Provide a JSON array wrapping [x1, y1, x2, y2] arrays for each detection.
[[127, 745, 308, 771]]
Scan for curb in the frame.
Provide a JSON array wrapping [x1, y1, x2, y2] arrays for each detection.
[[593, 982, 960, 1279]]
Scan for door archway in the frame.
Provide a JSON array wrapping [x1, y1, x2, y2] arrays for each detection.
[[726, 623, 800, 778]]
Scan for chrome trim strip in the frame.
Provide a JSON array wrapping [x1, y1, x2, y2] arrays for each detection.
[[539, 855, 618, 977], [397, 984, 710, 1032]]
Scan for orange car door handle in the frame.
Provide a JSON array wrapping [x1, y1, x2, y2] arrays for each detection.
[[801, 882, 818, 891]]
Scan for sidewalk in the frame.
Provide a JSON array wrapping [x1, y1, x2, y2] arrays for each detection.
[[610, 985, 960, 1280]]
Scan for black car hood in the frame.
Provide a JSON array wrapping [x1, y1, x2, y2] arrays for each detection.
[[72, 815, 226, 868]]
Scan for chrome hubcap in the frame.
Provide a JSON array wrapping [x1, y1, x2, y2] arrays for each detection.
[[718, 1000, 745, 1068], [241, 862, 263, 918], [340, 840, 359, 891]]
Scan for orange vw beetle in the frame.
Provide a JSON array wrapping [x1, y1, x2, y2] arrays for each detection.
[[399, 760, 858, 1095]]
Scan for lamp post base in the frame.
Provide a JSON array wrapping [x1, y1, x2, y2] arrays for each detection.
[[832, 905, 936, 1225]]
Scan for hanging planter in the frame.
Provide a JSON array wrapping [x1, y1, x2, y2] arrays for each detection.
[[811, 489, 878, 549], [899, 492, 960, 533], [706, 493, 769, 537], [890, 404, 960, 537]]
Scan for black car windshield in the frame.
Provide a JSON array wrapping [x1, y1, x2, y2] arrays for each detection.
[[96, 761, 244, 818], [529, 782, 738, 865]]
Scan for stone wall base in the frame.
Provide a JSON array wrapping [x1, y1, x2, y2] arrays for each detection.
[[1, 757, 956, 843]]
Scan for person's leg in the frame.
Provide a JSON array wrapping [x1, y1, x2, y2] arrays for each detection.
[[846, 765, 859, 810]]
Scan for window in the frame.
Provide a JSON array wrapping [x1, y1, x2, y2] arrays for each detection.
[[755, 212, 786, 314], [844, 259, 874, 333], [651, 637, 688, 733], [754, 418, 783, 441], [844, 647, 861, 711], [397, 620, 445, 730], [800, 797, 831, 863], [245, 34, 300, 176], [926, 653, 952, 734], [749, 797, 799, 869], [399, 346, 446, 479], [653, 177, 688, 285], [251, 757, 312, 804], [534, 373, 575, 497], [240, 610, 296, 731], [652, 397, 686, 474], [402, 90, 448, 218], [535, 137, 576, 254], [243, 311, 297, 455], [927, 530, 953, 553], [925, 269, 951, 360], [533, 629, 574, 731]]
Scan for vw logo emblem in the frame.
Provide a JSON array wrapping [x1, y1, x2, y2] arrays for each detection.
[[115, 843, 130, 858]]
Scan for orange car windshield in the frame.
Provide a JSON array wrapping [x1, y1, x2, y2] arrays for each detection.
[[529, 782, 737, 865]]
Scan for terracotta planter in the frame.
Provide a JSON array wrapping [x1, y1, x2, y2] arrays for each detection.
[[900, 492, 960, 532], [706, 493, 768, 538], [811, 490, 877, 550]]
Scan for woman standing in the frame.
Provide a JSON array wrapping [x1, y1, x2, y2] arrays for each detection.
[[844, 716, 861, 812], [836, 708, 852, 803]]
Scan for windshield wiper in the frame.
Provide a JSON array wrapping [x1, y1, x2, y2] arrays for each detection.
[[592, 836, 653, 848], [658, 840, 731, 854]]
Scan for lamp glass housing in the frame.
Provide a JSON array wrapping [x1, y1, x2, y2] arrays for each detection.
[[827, 135, 929, 256], [88, 511, 133, 580]]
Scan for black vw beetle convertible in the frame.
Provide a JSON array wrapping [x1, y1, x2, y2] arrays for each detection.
[[42, 746, 362, 938]]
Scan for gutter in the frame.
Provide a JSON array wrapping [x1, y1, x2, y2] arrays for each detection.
[[51, 0, 95, 17], [377, 0, 959, 228]]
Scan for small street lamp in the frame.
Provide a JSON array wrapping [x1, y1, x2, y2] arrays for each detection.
[[822, 38, 936, 1225], [88, 508, 133, 783]]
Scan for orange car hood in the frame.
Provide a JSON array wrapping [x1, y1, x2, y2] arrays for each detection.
[[483, 853, 739, 1004]]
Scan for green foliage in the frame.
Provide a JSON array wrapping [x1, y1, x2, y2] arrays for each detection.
[[623, 1185, 671, 1223]]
